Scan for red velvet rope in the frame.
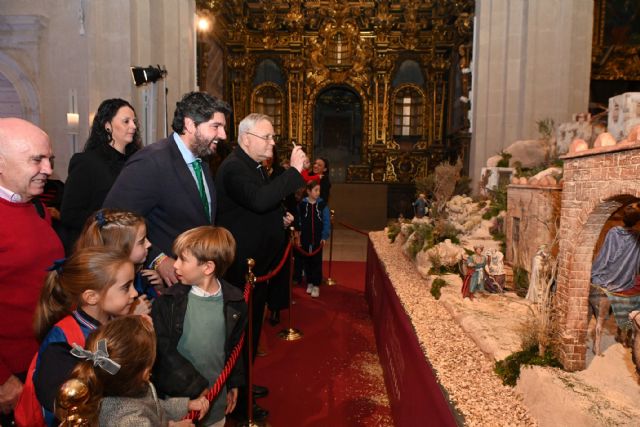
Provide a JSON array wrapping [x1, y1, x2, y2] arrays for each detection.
[[255, 241, 292, 283], [293, 241, 324, 256], [335, 220, 369, 236], [184, 282, 252, 420]]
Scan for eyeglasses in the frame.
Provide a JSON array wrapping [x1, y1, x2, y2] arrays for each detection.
[[246, 132, 279, 142]]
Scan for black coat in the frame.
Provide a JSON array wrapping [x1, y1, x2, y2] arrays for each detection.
[[215, 147, 305, 285], [150, 281, 247, 399], [103, 135, 215, 260], [60, 144, 128, 246]]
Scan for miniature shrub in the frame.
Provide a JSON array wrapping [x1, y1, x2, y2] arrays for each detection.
[[513, 266, 529, 298], [482, 184, 507, 219], [428, 264, 460, 276], [427, 251, 460, 276], [536, 118, 555, 140], [454, 175, 472, 197], [494, 345, 562, 386], [430, 278, 448, 300], [496, 151, 512, 168], [433, 221, 461, 245], [417, 158, 463, 219], [387, 222, 402, 243], [407, 223, 434, 259]]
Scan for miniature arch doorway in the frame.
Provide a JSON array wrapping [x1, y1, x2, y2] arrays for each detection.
[[312, 85, 363, 183], [556, 188, 640, 371]]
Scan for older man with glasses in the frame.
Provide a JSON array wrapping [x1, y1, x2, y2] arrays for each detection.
[[215, 113, 306, 422]]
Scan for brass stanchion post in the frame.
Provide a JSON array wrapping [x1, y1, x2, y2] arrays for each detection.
[[325, 209, 337, 286], [239, 259, 263, 427], [279, 227, 303, 341], [56, 378, 90, 426]]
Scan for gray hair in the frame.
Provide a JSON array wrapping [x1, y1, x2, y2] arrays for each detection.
[[238, 113, 273, 139]]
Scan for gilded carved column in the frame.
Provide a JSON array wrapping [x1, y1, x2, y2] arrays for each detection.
[[455, 12, 474, 131], [427, 53, 450, 144], [228, 54, 250, 134], [283, 55, 305, 145]]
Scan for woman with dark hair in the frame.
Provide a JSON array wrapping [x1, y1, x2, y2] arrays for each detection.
[[60, 98, 141, 251], [310, 157, 331, 203]]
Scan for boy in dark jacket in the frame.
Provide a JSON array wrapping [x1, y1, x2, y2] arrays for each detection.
[[151, 226, 247, 427]]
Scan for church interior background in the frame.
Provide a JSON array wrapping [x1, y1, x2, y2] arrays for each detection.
[[195, 0, 474, 219], [2, 0, 640, 424], [2, 0, 637, 221]]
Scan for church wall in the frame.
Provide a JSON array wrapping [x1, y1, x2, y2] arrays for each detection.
[[471, 0, 593, 191], [0, 0, 196, 180], [0, 0, 90, 178]]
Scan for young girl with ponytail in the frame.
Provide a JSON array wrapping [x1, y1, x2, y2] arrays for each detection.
[[15, 247, 136, 426], [75, 208, 163, 314], [56, 316, 208, 426]]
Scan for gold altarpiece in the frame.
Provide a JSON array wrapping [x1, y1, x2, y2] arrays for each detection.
[[197, 0, 474, 184]]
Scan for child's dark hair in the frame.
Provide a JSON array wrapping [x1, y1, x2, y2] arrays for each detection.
[[306, 179, 320, 192], [34, 247, 133, 342], [173, 226, 236, 277], [74, 209, 145, 258], [55, 316, 156, 424]]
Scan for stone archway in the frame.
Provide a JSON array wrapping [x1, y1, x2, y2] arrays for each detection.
[[0, 52, 40, 124], [555, 142, 640, 371]]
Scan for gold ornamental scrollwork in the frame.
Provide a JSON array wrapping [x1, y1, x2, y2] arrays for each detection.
[[373, 0, 395, 44], [400, 2, 420, 50], [455, 12, 473, 37], [415, 140, 429, 150], [385, 157, 398, 183], [305, 37, 330, 93], [259, 2, 279, 49], [284, 0, 305, 34]]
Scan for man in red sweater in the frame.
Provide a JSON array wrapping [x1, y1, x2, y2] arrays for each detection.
[[0, 118, 63, 420]]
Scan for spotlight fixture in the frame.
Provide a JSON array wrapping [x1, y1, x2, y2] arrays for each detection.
[[130, 65, 167, 86]]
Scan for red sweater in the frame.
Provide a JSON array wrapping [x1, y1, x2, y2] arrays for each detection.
[[0, 198, 63, 383], [301, 169, 315, 183]]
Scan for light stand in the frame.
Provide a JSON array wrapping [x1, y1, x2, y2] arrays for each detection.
[[130, 65, 168, 144]]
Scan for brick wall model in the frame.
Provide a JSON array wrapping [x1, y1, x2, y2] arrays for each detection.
[[556, 142, 640, 371]]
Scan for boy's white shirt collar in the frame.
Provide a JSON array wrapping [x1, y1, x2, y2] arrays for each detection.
[[190, 279, 223, 297]]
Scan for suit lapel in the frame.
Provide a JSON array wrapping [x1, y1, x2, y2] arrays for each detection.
[[168, 139, 210, 222]]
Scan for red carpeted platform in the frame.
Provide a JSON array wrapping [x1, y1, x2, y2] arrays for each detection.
[[246, 261, 392, 426]]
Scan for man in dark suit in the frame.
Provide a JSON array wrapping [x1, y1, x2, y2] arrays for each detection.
[[104, 92, 230, 286], [216, 113, 306, 421]]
